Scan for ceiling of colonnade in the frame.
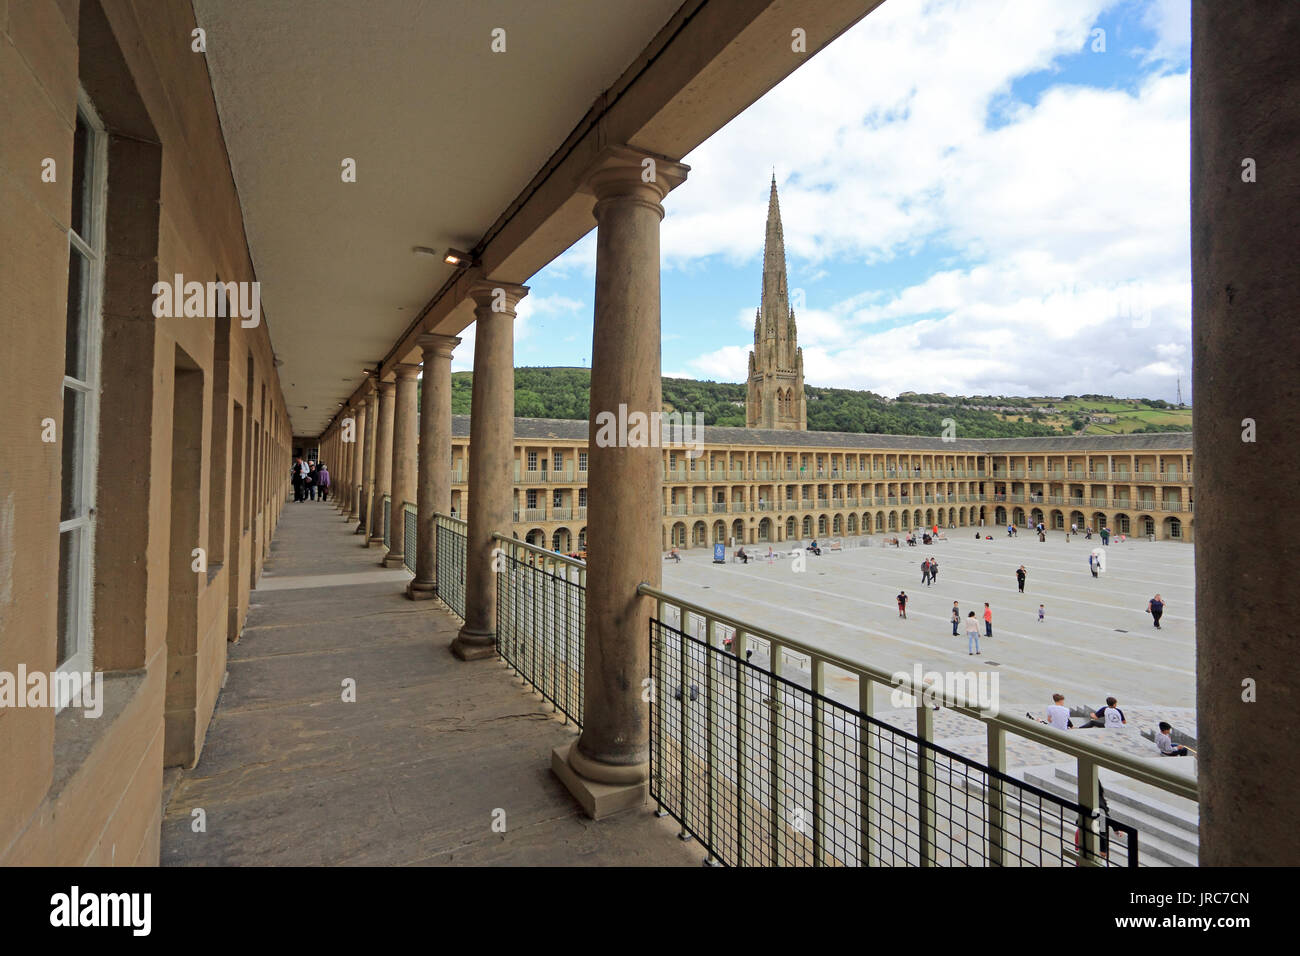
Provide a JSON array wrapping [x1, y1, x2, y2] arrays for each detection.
[[193, 0, 684, 436]]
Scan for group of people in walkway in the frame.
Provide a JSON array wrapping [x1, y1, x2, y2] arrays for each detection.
[[920, 556, 940, 585], [291, 456, 331, 502]]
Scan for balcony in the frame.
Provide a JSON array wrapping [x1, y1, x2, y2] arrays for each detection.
[[523, 508, 547, 521]]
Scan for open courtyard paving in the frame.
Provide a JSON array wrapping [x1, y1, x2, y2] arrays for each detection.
[[661, 530, 1197, 779]]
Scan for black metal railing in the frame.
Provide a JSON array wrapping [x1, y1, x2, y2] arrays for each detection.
[[382, 496, 391, 550], [494, 535, 585, 726], [402, 504, 416, 574], [648, 618, 1138, 867], [434, 512, 467, 619]]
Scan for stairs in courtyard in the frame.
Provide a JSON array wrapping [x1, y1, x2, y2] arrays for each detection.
[[1019, 764, 1199, 866]]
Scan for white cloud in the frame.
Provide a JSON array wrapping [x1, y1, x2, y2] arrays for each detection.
[[669, 0, 1191, 400]]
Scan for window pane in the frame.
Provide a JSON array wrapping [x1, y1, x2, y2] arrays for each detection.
[[72, 111, 91, 239], [57, 528, 82, 666], [65, 246, 90, 379], [61, 386, 86, 521]]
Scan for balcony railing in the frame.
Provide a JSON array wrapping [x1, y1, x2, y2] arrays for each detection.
[[402, 503, 417, 575], [493, 534, 586, 726], [433, 512, 467, 619], [642, 586, 1196, 867]]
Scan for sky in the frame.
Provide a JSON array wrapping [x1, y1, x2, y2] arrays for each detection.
[[455, 0, 1193, 403]]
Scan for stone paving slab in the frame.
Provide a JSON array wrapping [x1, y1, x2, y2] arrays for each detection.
[[162, 501, 698, 867]]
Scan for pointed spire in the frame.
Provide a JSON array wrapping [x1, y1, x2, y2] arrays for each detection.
[[762, 176, 790, 341]]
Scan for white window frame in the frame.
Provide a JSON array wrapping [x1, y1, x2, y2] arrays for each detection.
[[57, 88, 108, 706], [526, 451, 537, 472], [553, 452, 563, 471]]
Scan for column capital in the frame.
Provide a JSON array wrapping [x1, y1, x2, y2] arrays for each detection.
[[377, 378, 396, 394], [581, 144, 689, 208], [468, 280, 529, 317], [417, 332, 462, 361], [393, 362, 422, 381]]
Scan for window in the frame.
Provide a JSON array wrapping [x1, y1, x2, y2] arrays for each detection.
[[578, 452, 588, 471], [578, 488, 587, 508], [553, 452, 563, 471], [552, 490, 563, 508], [669, 452, 677, 470], [57, 91, 108, 691], [527, 451, 537, 471], [526, 489, 538, 509]]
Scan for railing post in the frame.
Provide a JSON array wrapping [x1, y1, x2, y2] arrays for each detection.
[[677, 609, 691, 841], [735, 632, 748, 867], [704, 614, 720, 866], [916, 702, 936, 867], [1077, 755, 1103, 867], [858, 677, 875, 867], [811, 657, 826, 867], [768, 640, 786, 865], [986, 723, 1006, 866]]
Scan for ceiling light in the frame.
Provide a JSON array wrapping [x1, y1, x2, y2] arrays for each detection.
[[443, 248, 474, 268]]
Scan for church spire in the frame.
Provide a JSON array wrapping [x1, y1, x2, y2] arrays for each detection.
[[761, 175, 790, 338], [747, 174, 806, 431]]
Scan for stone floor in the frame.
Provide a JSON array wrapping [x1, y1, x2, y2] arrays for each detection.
[[664, 532, 1196, 745], [160, 499, 697, 866]]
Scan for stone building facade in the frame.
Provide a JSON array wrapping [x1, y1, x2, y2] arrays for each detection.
[[445, 418, 1195, 552]]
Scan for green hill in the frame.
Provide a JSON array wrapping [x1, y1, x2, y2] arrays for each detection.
[[446, 367, 1187, 439]]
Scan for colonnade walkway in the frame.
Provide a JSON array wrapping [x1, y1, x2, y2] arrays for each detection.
[[160, 499, 694, 866]]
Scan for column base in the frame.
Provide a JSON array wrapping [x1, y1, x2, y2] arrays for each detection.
[[406, 580, 436, 600], [354, 522, 368, 535], [367, 535, 384, 549], [551, 742, 648, 820], [451, 627, 496, 661], [381, 552, 405, 568]]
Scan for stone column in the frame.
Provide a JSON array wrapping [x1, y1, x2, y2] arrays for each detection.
[[552, 146, 688, 818], [1193, 3, 1300, 866], [409, 333, 460, 599], [452, 280, 528, 660], [383, 364, 420, 568], [347, 400, 366, 521], [357, 385, 377, 534], [335, 414, 350, 514], [368, 380, 395, 548]]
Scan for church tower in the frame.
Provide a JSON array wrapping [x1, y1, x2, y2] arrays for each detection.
[[746, 175, 807, 430]]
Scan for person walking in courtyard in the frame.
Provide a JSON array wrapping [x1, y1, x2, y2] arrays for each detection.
[[1147, 593, 1165, 629], [951, 601, 961, 636], [921, 558, 931, 586], [306, 461, 319, 500], [1038, 604, 1045, 622], [965, 611, 981, 655], [1016, 565, 1027, 593], [897, 590, 908, 619], [983, 603, 993, 637], [1089, 552, 1099, 577], [928, 557, 939, 584], [317, 462, 330, 502], [1100, 526, 1111, 546]]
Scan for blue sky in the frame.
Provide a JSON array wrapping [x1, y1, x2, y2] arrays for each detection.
[[456, 0, 1192, 402]]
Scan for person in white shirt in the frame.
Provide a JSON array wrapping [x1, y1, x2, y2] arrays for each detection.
[[1046, 694, 1072, 730], [1080, 696, 1126, 729], [1029, 693, 1073, 729]]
